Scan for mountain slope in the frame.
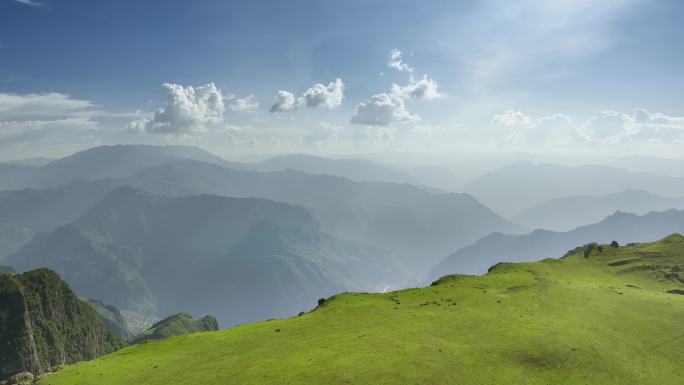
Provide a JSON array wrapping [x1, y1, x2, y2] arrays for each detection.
[[0, 145, 243, 192], [0, 269, 123, 380], [0, 180, 118, 257], [464, 161, 684, 216], [6, 188, 405, 326], [128, 159, 522, 271], [511, 189, 684, 231], [612, 155, 684, 177], [84, 298, 133, 340], [254, 154, 421, 185], [129, 313, 218, 344], [430, 209, 684, 278], [40, 234, 684, 385]]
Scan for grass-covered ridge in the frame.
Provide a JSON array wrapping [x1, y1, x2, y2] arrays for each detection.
[[41, 234, 684, 385], [129, 312, 218, 344]]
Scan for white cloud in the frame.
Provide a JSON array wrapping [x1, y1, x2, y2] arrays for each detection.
[[270, 79, 345, 113], [0, 117, 97, 135], [580, 109, 684, 144], [492, 110, 575, 146], [350, 93, 419, 126], [0, 92, 95, 119], [391, 75, 443, 100], [579, 110, 633, 143], [491, 109, 534, 129], [387, 49, 413, 72], [13, 0, 42, 7], [228, 95, 259, 112], [0, 91, 104, 156], [269, 91, 297, 112], [491, 108, 684, 147], [129, 83, 225, 134], [299, 78, 345, 109]]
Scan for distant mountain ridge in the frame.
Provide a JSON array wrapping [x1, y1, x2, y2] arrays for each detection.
[[1, 145, 518, 271], [126, 159, 522, 270], [0, 180, 118, 258], [253, 154, 422, 185], [6, 188, 407, 326], [612, 155, 684, 177], [464, 161, 684, 216], [429, 209, 684, 279], [0, 144, 244, 192], [511, 189, 684, 231]]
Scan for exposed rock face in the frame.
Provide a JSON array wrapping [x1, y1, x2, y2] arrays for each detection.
[[84, 298, 133, 339], [6, 371, 33, 384], [0, 269, 124, 380]]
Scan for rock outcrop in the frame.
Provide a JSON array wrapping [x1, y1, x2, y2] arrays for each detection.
[[0, 269, 124, 380]]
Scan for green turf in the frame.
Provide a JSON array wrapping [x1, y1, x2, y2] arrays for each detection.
[[41, 234, 684, 385]]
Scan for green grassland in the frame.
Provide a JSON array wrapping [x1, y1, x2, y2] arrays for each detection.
[[41, 234, 684, 385]]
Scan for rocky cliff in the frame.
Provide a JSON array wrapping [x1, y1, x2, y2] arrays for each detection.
[[0, 269, 124, 380]]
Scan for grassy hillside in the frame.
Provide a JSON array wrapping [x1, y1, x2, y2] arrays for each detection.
[[129, 313, 218, 344], [41, 235, 684, 385]]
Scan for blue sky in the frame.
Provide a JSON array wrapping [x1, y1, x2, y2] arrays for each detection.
[[1, 0, 684, 159]]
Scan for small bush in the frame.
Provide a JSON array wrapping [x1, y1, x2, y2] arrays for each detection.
[[610, 240, 619, 248]]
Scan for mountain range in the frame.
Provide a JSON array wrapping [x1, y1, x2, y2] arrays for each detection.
[[125, 159, 521, 270], [511, 189, 684, 231], [429, 209, 684, 278], [464, 161, 684, 216], [6, 187, 406, 326], [1, 146, 520, 272]]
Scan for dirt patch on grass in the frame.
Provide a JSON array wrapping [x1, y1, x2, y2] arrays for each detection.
[[666, 289, 684, 295]]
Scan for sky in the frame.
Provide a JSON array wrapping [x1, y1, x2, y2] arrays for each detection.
[[1, 0, 684, 160]]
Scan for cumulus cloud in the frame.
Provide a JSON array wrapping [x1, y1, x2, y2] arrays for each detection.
[[491, 109, 534, 129], [492, 108, 684, 147], [579, 110, 633, 143], [228, 95, 259, 112], [269, 91, 297, 112], [299, 78, 345, 109], [350, 49, 445, 127], [350, 93, 419, 126], [492, 109, 575, 146], [270, 79, 345, 113], [580, 109, 684, 144], [391, 75, 443, 100], [129, 83, 225, 134], [387, 49, 413, 72]]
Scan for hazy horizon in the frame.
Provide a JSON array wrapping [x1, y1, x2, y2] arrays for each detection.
[[2, 0, 684, 161]]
